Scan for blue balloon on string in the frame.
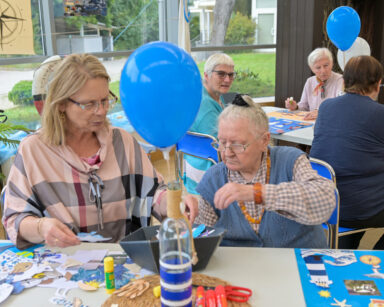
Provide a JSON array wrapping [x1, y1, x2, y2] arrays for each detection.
[[120, 41, 202, 148], [326, 6, 361, 51]]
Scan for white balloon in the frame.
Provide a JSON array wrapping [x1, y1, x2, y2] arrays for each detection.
[[337, 37, 371, 71]]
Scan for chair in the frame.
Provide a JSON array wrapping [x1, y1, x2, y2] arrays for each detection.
[[310, 157, 372, 249], [175, 131, 221, 185]]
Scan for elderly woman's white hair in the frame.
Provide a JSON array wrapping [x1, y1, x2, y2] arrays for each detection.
[[204, 53, 234, 77], [218, 95, 269, 137], [307, 48, 333, 68]]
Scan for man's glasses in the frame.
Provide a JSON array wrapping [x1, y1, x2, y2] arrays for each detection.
[[212, 70, 236, 80], [68, 90, 118, 113], [212, 141, 252, 154]]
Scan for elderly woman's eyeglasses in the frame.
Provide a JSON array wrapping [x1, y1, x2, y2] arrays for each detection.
[[68, 91, 118, 113], [212, 141, 252, 154], [212, 70, 236, 80]]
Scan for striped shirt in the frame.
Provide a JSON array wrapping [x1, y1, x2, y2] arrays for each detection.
[[195, 152, 335, 232], [3, 127, 164, 248]]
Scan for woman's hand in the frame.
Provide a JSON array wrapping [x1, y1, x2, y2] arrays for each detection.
[[40, 218, 81, 248], [183, 194, 199, 224], [285, 97, 298, 111], [304, 109, 318, 120], [214, 183, 254, 210]]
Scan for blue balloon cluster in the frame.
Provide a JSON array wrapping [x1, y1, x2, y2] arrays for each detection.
[[326, 6, 361, 51], [120, 41, 202, 148]]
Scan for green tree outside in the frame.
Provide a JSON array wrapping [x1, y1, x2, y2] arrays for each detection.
[[225, 12, 256, 45]]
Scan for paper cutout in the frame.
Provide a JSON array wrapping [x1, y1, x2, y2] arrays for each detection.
[[344, 280, 381, 296], [11, 281, 25, 294], [11, 262, 33, 274], [318, 290, 331, 298], [20, 278, 41, 288], [303, 255, 332, 288], [360, 255, 381, 266], [77, 232, 112, 242], [78, 280, 98, 291], [0, 283, 13, 303], [331, 298, 352, 307]]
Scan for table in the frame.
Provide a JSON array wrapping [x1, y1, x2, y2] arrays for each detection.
[[263, 106, 314, 146], [2, 242, 306, 307]]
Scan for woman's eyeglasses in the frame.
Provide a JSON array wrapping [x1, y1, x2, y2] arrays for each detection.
[[68, 90, 118, 113], [212, 70, 236, 80]]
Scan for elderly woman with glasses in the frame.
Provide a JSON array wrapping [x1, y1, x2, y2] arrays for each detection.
[[3, 54, 167, 249], [184, 95, 335, 248], [185, 53, 235, 194], [285, 47, 344, 120]]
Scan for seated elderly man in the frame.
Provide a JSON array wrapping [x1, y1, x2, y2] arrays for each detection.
[[184, 53, 235, 195], [185, 95, 335, 248]]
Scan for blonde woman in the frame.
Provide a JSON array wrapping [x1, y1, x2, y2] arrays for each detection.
[[3, 54, 167, 249]]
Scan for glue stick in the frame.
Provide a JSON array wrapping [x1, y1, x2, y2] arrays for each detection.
[[104, 256, 115, 294]]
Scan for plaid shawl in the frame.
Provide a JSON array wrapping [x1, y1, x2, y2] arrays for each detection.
[[3, 127, 161, 248]]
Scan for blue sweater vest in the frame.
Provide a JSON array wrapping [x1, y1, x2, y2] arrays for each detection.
[[197, 146, 328, 248]]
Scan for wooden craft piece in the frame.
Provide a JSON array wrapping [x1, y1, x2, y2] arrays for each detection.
[[73, 297, 83, 307], [11, 262, 33, 274], [40, 278, 54, 285], [115, 280, 149, 298], [78, 281, 98, 291], [64, 272, 72, 280]]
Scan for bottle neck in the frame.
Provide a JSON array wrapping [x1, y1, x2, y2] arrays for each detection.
[[166, 187, 182, 219]]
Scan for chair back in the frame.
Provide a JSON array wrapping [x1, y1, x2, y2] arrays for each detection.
[[175, 131, 221, 182], [310, 157, 338, 224], [310, 157, 340, 248], [176, 131, 220, 164]]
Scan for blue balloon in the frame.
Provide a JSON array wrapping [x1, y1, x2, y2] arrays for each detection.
[[326, 6, 360, 51], [120, 41, 202, 148]]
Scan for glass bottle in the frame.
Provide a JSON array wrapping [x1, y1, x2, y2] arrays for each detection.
[[159, 181, 192, 307]]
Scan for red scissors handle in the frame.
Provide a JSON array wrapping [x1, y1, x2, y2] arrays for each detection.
[[224, 286, 252, 303]]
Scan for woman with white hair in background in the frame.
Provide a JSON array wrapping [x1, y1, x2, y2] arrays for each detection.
[[185, 53, 235, 194], [285, 47, 344, 120]]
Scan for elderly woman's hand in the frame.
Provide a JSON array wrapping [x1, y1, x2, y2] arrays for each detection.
[[40, 218, 81, 248], [214, 183, 254, 210], [285, 97, 298, 111], [184, 194, 199, 224], [304, 109, 318, 120]]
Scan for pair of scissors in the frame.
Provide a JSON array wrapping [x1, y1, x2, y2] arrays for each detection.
[[224, 285, 252, 302]]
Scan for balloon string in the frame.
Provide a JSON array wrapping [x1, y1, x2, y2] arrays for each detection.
[[343, 51, 346, 70]]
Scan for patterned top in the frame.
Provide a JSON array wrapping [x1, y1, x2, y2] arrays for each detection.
[[3, 127, 164, 248], [195, 153, 335, 232], [298, 71, 344, 111]]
